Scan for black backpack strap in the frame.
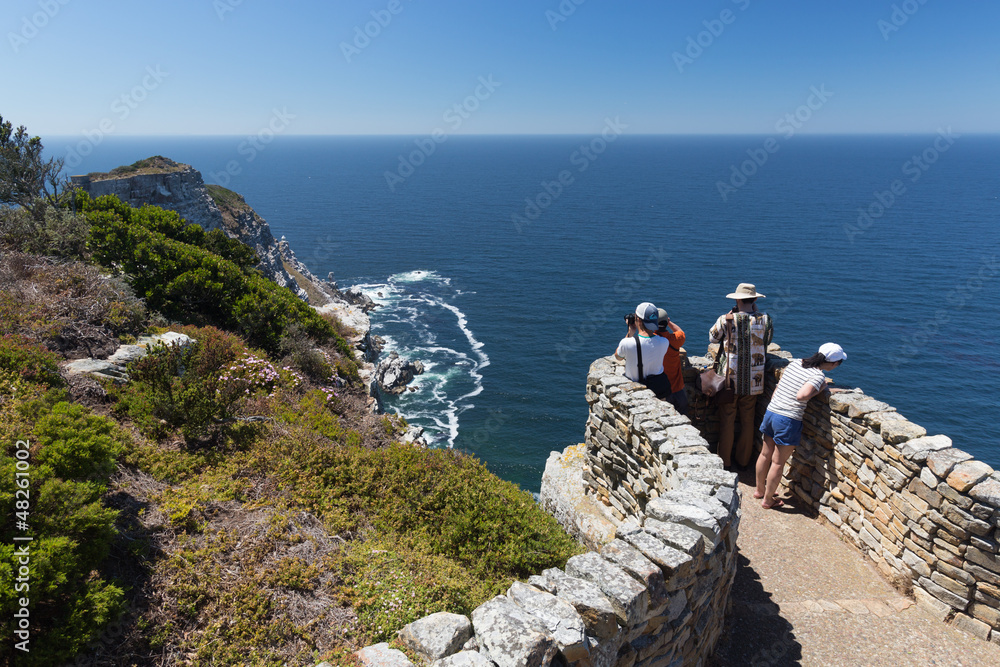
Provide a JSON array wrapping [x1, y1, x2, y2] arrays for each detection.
[[633, 333, 645, 383]]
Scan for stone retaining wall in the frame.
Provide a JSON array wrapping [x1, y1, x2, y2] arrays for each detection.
[[353, 356, 740, 666], [685, 342, 1000, 644], [756, 360, 1000, 643]]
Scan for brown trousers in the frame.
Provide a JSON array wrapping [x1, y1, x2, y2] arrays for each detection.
[[718, 394, 758, 467]]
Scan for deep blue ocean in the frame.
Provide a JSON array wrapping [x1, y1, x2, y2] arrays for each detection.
[[52, 135, 1000, 491]]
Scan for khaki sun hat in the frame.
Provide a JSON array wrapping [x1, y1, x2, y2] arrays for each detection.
[[726, 283, 766, 300]]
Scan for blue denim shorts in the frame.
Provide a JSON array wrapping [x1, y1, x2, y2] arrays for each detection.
[[760, 410, 803, 448]]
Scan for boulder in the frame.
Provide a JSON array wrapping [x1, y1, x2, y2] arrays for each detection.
[[356, 642, 414, 666], [398, 612, 473, 662], [507, 582, 588, 662], [376, 351, 425, 394], [431, 651, 495, 667], [62, 332, 196, 384], [344, 285, 377, 312], [527, 569, 618, 640], [471, 596, 558, 667], [564, 552, 649, 626], [539, 446, 618, 551]]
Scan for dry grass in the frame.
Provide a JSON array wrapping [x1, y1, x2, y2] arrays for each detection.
[[77, 449, 364, 666], [86, 156, 190, 181], [0, 252, 147, 358]]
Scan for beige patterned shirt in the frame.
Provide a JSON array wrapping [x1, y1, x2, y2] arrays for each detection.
[[709, 309, 773, 395]]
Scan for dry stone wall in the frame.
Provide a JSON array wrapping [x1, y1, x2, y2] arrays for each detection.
[[684, 343, 1000, 645], [683, 340, 1000, 642], [353, 356, 740, 666], [758, 361, 1000, 643]]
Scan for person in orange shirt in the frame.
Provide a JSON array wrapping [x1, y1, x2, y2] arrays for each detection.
[[655, 308, 688, 415]]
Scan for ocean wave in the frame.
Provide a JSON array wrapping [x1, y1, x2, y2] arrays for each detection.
[[352, 273, 486, 447], [388, 269, 451, 286]]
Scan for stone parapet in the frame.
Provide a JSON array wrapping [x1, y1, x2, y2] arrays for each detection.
[[355, 356, 740, 666], [752, 351, 1000, 643]]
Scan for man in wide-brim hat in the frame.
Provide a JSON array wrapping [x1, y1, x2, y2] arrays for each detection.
[[709, 282, 774, 469]]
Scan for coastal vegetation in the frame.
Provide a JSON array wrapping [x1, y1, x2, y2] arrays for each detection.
[[0, 116, 582, 664]]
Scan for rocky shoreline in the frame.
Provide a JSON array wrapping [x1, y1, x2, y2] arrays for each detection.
[[71, 156, 428, 444]]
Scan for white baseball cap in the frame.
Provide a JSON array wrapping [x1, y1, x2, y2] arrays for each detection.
[[819, 342, 847, 362], [635, 302, 659, 328]]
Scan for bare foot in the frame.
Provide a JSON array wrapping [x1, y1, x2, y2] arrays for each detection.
[[761, 498, 785, 509], [753, 491, 777, 499]]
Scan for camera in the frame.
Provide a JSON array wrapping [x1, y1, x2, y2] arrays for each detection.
[[624, 313, 636, 324]]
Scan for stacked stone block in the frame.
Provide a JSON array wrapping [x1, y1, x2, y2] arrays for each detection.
[[354, 356, 741, 666], [759, 360, 1000, 643]]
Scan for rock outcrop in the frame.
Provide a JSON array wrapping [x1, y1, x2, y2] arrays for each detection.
[[376, 351, 424, 394], [71, 157, 305, 297], [63, 331, 195, 383], [71, 156, 384, 409]]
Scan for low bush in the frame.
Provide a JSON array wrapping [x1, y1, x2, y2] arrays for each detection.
[[0, 333, 63, 388], [257, 436, 584, 639], [80, 191, 343, 354], [113, 326, 264, 444], [0, 253, 147, 356], [0, 203, 89, 258], [341, 536, 493, 642], [0, 398, 125, 666], [278, 323, 335, 383]]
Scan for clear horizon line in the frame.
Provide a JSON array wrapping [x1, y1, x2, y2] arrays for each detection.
[[41, 131, 1000, 138]]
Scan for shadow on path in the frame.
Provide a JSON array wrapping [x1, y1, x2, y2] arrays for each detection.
[[709, 550, 802, 667]]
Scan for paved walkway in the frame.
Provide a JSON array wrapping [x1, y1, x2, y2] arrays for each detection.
[[709, 472, 1000, 666]]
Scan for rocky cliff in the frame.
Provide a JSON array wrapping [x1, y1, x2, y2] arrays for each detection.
[[71, 156, 306, 295], [70, 156, 385, 405]]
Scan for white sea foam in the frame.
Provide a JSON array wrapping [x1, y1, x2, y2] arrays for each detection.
[[349, 273, 487, 448], [389, 270, 451, 285]]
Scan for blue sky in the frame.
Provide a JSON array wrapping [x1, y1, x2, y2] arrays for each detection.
[[2, 0, 998, 135]]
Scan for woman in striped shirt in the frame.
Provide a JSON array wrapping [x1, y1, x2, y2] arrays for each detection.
[[755, 343, 847, 509]]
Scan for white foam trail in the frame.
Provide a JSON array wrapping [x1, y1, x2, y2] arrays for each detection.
[[352, 281, 402, 308], [389, 270, 450, 285], [350, 273, 487, 449]]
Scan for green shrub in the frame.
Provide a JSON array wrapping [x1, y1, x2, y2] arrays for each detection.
[[0, 204, 89, 258], [80, 191, 341, 354], [114, 326, 250, 444], [342, 537, 492, 642], [0, 400, 124, 666], [278, 323, 334, 382], [0, 333, 63, 388], [269, 440, 583, 581]]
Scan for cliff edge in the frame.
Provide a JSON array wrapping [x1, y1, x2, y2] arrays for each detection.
[[71, 156, 381, 400]]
